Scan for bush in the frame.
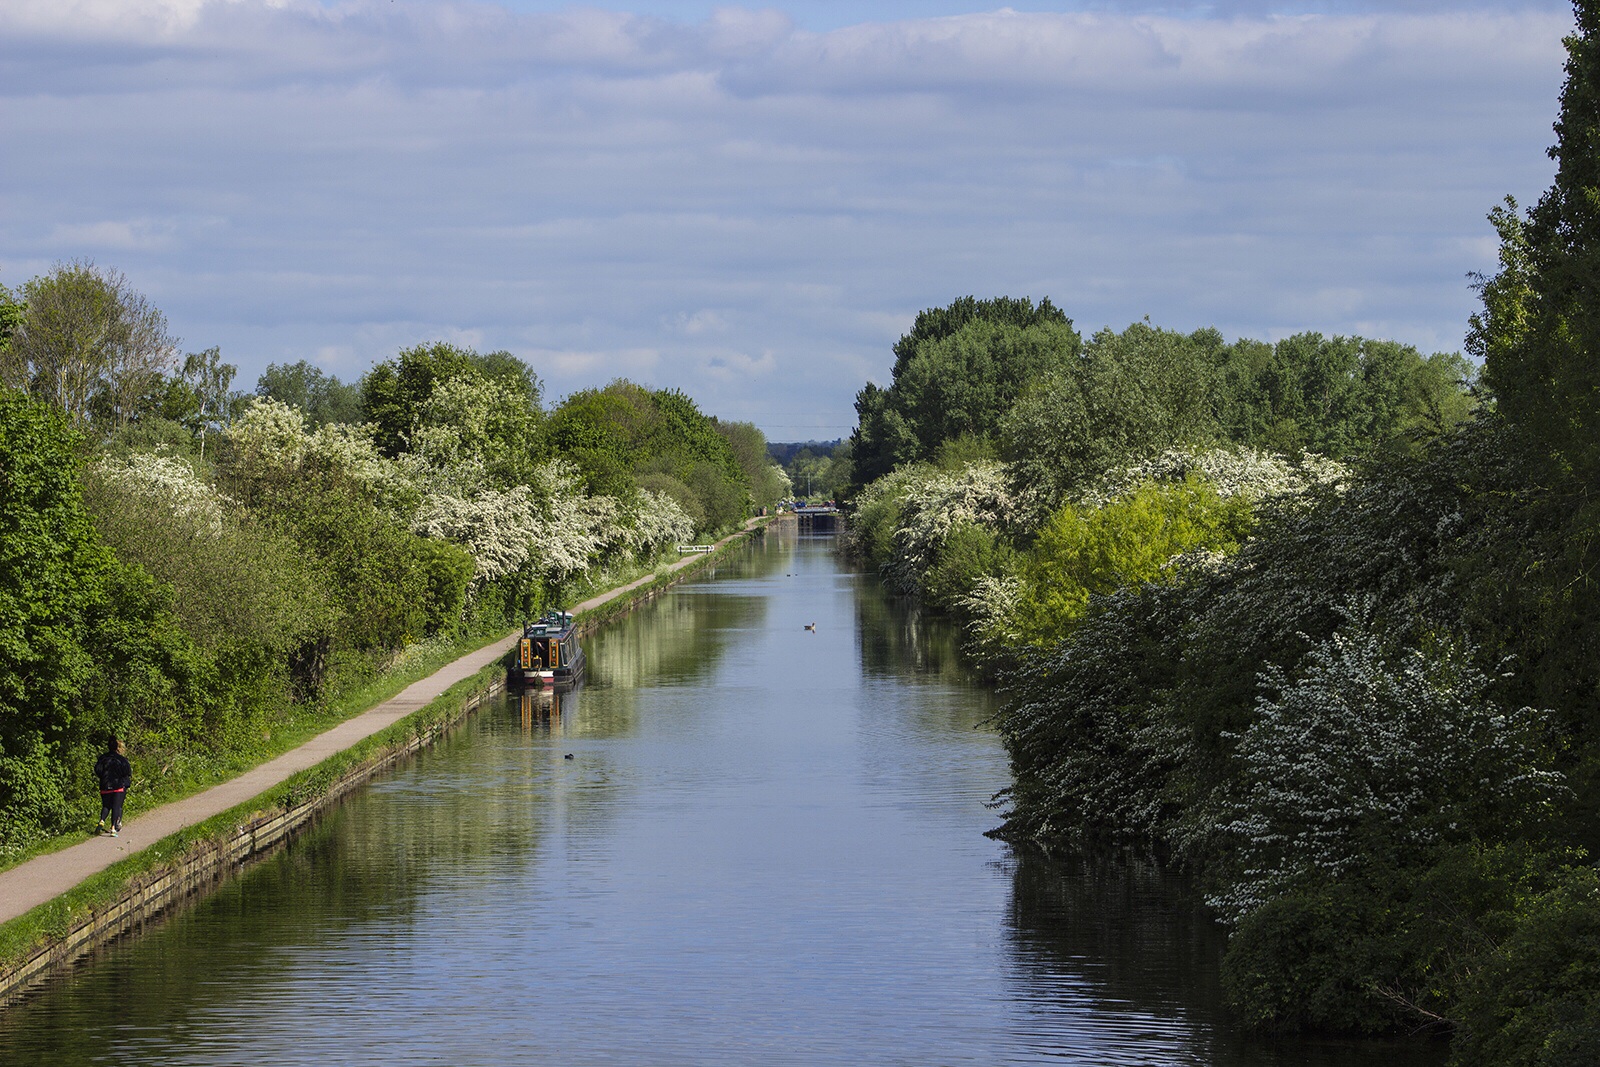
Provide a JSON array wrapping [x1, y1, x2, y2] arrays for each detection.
[[1013, 476, 1252, 648], [1452, 864, 1600, 1067], [1211, 607, 1563, 923], [922, 520, 1013, 611], [994, 583, 1192, 846], [1221, 875, 1414, 1033]]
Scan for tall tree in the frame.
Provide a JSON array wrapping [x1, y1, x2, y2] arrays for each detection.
[[714, 419, 788, 511], [0, 388, 110, 844], [851, 297, 1080, 485], [999, 322, 1222, 518], [2, 262, 177, 428], [180, 347, 237, 459], [1478, 0, 1600, 486], [360, 342, 541, 458]]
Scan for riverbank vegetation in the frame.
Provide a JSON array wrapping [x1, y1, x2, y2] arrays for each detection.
[[841, 5, 1600, 1059], [0, 290, 788, 864]]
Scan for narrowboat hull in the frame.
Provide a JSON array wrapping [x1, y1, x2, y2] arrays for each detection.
[[519, 648, 586, 689]]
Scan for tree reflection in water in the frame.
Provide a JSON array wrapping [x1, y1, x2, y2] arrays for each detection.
[[1004, 848, 1449, 1067]]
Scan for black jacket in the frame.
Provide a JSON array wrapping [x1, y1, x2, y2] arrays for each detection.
[[94, 752, 132, 792]]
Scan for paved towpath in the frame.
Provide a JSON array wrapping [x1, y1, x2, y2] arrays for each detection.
[[0, 519, 768, 926]]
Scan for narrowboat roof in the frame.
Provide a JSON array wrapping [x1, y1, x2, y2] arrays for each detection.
[[523, 611, 576, 637]]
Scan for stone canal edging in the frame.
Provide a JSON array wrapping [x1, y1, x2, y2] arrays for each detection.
[[0, 517, 773, 1010]]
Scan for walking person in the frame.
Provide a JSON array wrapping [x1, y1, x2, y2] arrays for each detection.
[[94, 736, 132, 837]]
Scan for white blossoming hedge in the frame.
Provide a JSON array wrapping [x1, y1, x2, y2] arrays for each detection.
[[1078, 446, 1347, 508], [879, 461, 1014, 598], [95, 450, 228, 532], [226, 399, 692, 604]]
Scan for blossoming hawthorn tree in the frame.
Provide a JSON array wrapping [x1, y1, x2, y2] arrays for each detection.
[[877, 461, 1014, 598], [1212, 607, 1563, 924]]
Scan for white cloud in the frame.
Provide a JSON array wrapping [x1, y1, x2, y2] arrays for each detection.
[[46, 219, 175, 251], [0, 1, 1573, 434], [1, 0, 216, 37], [524, 345, 663, 385], [672, 309, 730, 334], [701, 346, 777, 379]]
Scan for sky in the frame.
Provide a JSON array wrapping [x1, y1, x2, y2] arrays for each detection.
[[0, 0, 1577, 441]]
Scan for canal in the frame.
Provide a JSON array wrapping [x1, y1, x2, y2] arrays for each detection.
[[0, 525, 1444, 1065]]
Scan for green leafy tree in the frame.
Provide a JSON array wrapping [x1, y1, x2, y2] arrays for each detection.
[[256, 360, 362, 427], [547, 381, 749, 535], [547, 380, 659, 453], [785, 441, 853, 502], [1012, 476, 1252, 647], [409, 373, 544, 489], [1452, 863, 1600, 1066], [852, 297, 1078, 484], [886, 295, 1074, 382], [714, 420, 788, 511], [1213, 333, 1473, 458], [361, 343, 542, 460], [81, 452, 333, 670], [2, 262, 178, 429], [1478, 0, 1600, 486], [1000, 323, 1223, 520], [0, 388, 110, 846], [0, 282, 21, 357], [174, 347, 238, 459], [217, 401, 475, 684], [1462, 1, 1600, 781]]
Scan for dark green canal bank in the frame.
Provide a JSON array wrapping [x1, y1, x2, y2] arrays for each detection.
[[0, 525, 1445, 1066]]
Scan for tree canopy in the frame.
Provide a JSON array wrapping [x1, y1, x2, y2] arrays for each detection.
[[1, 262, 178, 429], [256, 360, 362, 428], [852, 297, 1080, 484], [1479, 0, 1600, 488], [546, 380, 751, 534]]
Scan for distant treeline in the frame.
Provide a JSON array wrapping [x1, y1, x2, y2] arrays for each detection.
[[838, 8, 1600, 1058], [0, 280, 790, 858], [769, 438, 851, 502], [767, 439, 842, 466]]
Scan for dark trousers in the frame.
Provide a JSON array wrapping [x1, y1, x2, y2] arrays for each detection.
[[99, 789, 125, 830]]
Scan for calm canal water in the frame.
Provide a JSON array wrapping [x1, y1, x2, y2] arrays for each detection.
[[0, 526, 1446, 1066]]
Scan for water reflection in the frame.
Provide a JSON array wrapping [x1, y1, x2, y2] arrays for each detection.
[[855, 576, 978, 687], [1004, 850, 1447, 1066], [0, 533, 1449, 1066], [516, 685, 573, 730], [585, 548, 775, 692]]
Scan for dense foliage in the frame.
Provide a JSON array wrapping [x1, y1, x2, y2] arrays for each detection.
[[0, 282, 784, 859], [850, 297, 1079, 485], [843, 5, 1600, 1056]]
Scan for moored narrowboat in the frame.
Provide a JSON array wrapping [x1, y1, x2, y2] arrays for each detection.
[[516, 611, 585, 688]]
